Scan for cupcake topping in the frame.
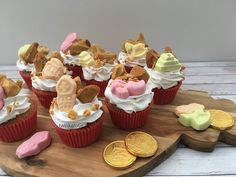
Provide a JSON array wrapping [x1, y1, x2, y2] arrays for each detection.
[[0, 75, 31, 124], [110, 65, 150, 99], [78, 51, 95, 67], [155, 48, 181, 72], [118, 33, 149, 67], [146, 49, 160, 69], [60, 32, 91, 56], [50, 75, 103, 129], [145, 47, 185, 90], [32, 58, 67, 92], [42, 58, 66, 81]]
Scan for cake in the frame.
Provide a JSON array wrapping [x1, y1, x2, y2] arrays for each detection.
[[50, 75, 104, 147], [145, 47, 185, 105], [104, 65, 153, 130], [0, 75, 37, 142], [60, 32, 91, 78], [17, 43, 49, 89]]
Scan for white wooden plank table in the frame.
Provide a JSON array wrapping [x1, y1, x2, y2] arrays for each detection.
[[0, 61, 236, 177]]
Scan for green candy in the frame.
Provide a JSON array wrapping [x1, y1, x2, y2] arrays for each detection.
[[18, 44, 30, 59], [155, 53, 181, 72], [178, 109, 211, 131]]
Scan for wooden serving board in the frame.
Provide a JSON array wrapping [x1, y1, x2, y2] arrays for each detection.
[[1, 89, 236, 177]]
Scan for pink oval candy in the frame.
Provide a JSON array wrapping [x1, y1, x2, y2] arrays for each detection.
[[16, 131, 52, 159], [60, 32, 78, 52]]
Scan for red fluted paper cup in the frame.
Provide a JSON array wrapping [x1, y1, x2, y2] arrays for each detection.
[[105, 98, 153, 130], [32, 87, 57, 109], [83, 79, 109, 97], [52, 113, 105, 148], [19, 71, 32, 89], [65, 64, 84, 79], [152, 82, 182, 105], [0, 99, 37, 142]]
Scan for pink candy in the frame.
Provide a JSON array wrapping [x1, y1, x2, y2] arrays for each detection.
[[16, 131, 52, 159], [60, 32, 78, 53], [0, 86, 4, 110], [111, 79, 146, 99]]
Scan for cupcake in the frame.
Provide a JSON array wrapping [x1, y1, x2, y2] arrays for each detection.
[[145, 47, 185, 105], [17, 43, 49, 89], [80, 44, 117, 97], [104, 64, 153, 130], [31, 56, 68, 109], [50, 75, 104, 148], [60, 32, 91, 78], [0, 75, 37, 142], [118, 33, 149, 72]]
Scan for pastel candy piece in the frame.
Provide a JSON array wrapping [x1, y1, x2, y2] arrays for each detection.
[[111, 80, 129, 99], [125, 42, 148, 59], [175, 103, 205, 116], [155, 53, 181, 72], [16, 131, 51, 159], [178, 109, 211, 131], [126, 80, 146, 96], [60, 33, 78, 52], [111, 79, 146, 99], [18, 44, 31, 59], [115, 87, 129, 99]]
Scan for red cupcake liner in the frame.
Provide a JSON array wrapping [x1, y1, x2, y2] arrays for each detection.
[[84, 79, 109, 97], [105, 98, 153, 130], [19, 71, 32, 89], [32, 87, 57, 109], [0, 100, 37, 142], [65, 64, 84, 79], [153, 82, 182, 105], [52, 113, 105, 148]]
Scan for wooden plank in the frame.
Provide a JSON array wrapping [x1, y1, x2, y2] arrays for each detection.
[[183, 61, 236, 67], [182, 84, 236, 95], [185, 67, 236, 76], [145, 147, 236, 176], [184, 75, 236, 84]]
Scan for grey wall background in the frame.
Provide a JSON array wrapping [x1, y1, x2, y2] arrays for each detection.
[[1, 0, 236, 65]]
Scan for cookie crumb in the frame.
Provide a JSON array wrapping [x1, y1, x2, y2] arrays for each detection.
[[83, 109, 91, 117], [68, 110, 77, 120], [91, 104, 100, 111], [6, 105, 12, 113]]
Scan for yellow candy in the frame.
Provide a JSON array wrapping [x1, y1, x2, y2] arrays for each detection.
[[209, 109, 234, 130], [125, 131, 158, 157], [125, 42, 148, 60], [103, 140, 136, 169]]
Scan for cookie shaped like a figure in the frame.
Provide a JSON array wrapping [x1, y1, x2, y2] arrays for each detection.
[[42, 58, 65, 81], [56, 75, 77, 112]]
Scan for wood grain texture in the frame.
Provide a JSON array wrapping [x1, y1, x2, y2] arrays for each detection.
[[0, 89, 236, 177], [0, 62, 236, 177]]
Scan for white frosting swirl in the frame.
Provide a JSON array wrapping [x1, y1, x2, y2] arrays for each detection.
[[118, 52, 146, 67], [16, 59, 34, 72], [51, 97, 103, 130], [82, 63, 115, 81], [105, 80, 153, 113], [60, 51, 80, 66], [0, 89, 31, 124], [145, 66, 184, 89], [32, 75, 57, 92]]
